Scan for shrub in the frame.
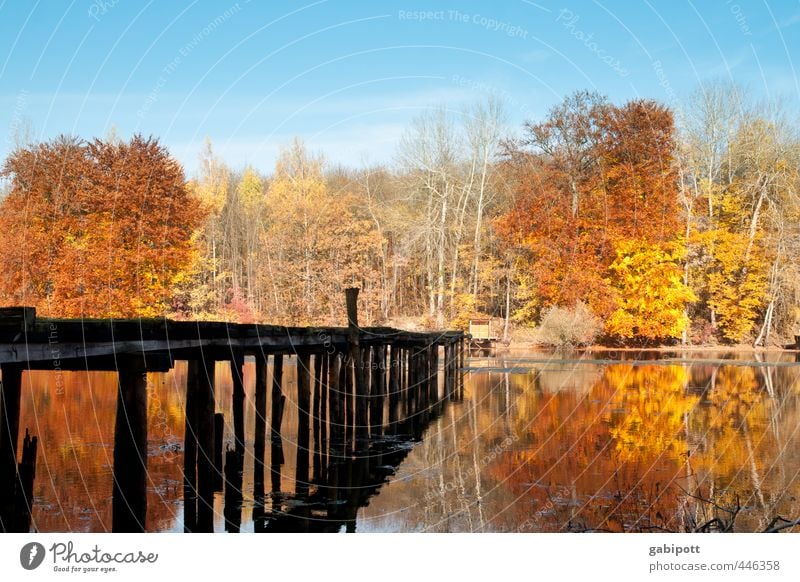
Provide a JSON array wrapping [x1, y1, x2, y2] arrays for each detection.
[[535, 302, 600, 348]]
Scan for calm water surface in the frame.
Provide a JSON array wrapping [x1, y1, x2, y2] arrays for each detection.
[[16, 350, 800, 532]]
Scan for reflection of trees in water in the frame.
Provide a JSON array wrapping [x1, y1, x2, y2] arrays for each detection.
[[20, 357, 800, 532], [477, 361, 800, 532], [19, 368, 187, 532]]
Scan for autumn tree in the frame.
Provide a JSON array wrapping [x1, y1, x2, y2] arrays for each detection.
[[497, 93, 685, 341], [258, 140, 382, 325], [678, 83, 800, 343], [605, 240, 696, 341], [0, 135, 206, 317]]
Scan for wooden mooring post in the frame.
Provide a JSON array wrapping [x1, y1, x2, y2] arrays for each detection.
[[253, 353, 268, 498], [183, 360, 199, 532], [296, 353, 312, 497], [0, 365, 22, 499], [270, 354, 285, 494], [111, 356, 148, 533], [230, 352, 246, 458], [195, 352, 216, 532]]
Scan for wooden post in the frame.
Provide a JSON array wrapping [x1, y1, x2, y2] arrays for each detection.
[[296, 353, 311, 496], [388, 346, 400, 434], [344, 356, 353, 445], [345, 287, 359, 329], [183, 359, 199, 532], [230, 353, 245, 458], [112, 356, 148, 533], [253, 353, 268, 498], [319, 353, 329, 478], [0, 363, 22, 530], [430, 344, 440, 412], [0, 364, 22, 492], [223, 448, 243, 532], [407, 349, 417, 430], [12, 429, 37, 532], [445, 343, 454, 400], [357, 344, 370, 441], [213, 413, 224, 491], [328, 353, 343, 453], [418, 347, 429, 424], [370, 345, 385, 438], [312, 353, 322, 480], [270, 354, 285, 493], [196, 353, 216, 533], [345, 288, 368, 443], [459, 337, 466, 399]]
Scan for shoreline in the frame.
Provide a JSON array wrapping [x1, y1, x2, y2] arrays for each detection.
[[493, 342, 800, 353]]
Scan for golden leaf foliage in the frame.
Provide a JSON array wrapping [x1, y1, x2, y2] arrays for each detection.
[[605, 240, 696, 340]]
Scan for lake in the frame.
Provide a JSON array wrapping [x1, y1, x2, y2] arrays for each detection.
[[13, 350, 800, 532]]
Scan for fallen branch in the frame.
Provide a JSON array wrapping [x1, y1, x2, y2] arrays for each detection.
[[763, 516, 800, 533]]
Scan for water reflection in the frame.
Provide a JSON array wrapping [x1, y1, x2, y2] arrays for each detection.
[[360, 353, 800, 532], [9, 351, 800, 532]]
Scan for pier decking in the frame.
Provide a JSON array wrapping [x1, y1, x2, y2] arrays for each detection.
[[0, 289, 467, 532]]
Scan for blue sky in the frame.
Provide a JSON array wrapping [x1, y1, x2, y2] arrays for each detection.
[[1, 0, 798, 176]]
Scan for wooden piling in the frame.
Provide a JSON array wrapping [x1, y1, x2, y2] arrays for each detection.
[[430, 344, 440, 412], [370, 345, 386, 438], [183, 359, 199, 532], [319, 353, 329, 477], [13, 429, 37, 532], [0, 364, 22, 489], [459, 338, 465, 398], [312, 353, 322, 480], [445, 343, 454, 400], [296, 353, 311, 496], [344, 356, 353, 444], [253, 353, 268, 497], [270, 354, 285, 492], [230, 353, 245, 458], [388, 346, 400, 434], [418, 348, 429, 424], [196, 354, 216, 532], [328, 353, 343, 453], [214, 413, 224, 491], [345, 288, 368, 442], [111, 356, 148, 533], [223, 448, 243, 533]]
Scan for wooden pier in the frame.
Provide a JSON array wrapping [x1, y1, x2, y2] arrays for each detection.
[[0, 289, 467, 532]]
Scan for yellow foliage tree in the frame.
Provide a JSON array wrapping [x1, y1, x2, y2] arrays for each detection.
[[604, 364, 697, 461], [605, 240, 696, 341]]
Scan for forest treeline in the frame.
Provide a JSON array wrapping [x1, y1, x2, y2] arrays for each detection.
[[1, 83, 798, 346]]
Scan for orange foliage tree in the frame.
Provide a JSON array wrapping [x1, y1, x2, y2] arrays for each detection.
[[0, 135, 206, 317], [496, 93, 685, 341]]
